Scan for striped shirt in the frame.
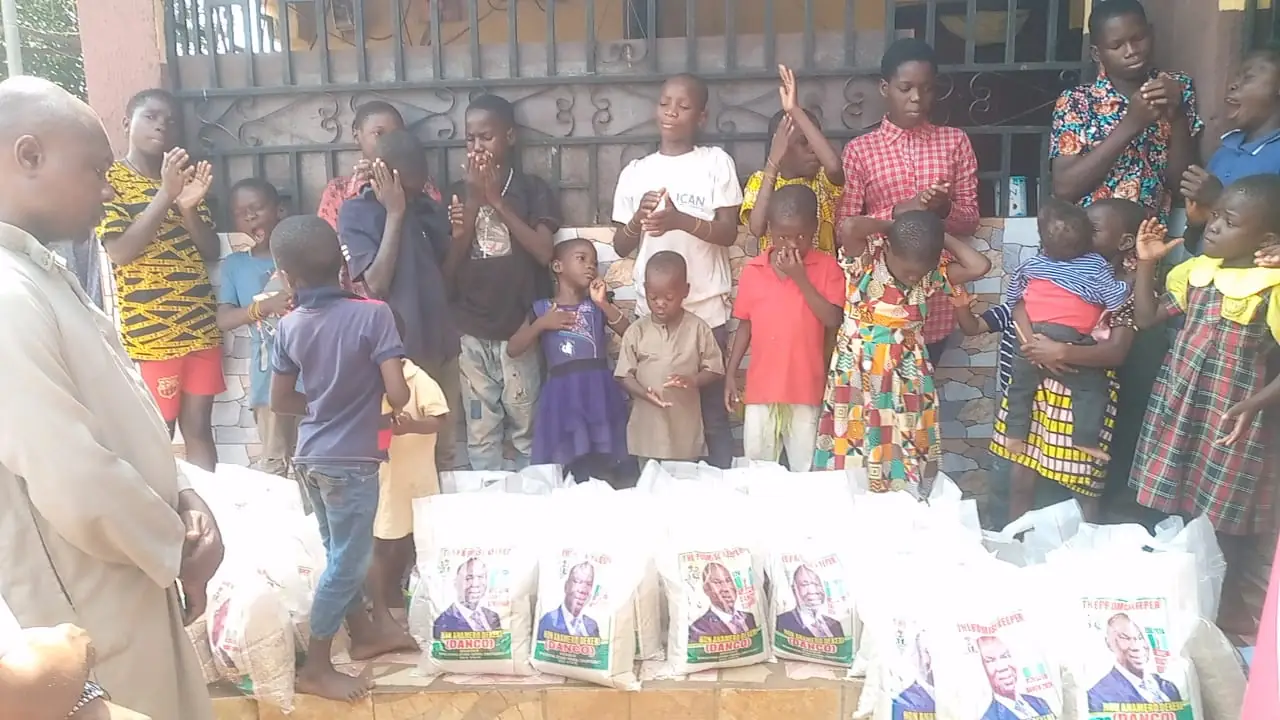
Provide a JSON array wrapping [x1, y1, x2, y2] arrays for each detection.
[[1006, 253, 1129, 311], [982, 303, 1015, 394]]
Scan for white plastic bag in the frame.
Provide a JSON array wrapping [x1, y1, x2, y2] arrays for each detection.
[[657, 488, 770, 676], [530, 492, 644, 689], [982, 499, 1083, 566], [440, 465, 568, 495], [1047, 548, 1205, 720], [410, 493, 541, 676], [856, 564, 949, 719]]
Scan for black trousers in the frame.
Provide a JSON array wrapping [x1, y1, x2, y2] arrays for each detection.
[[1005, 322, 1108, 447]]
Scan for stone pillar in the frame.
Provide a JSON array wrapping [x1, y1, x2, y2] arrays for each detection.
[[76, 0, 166, 153]]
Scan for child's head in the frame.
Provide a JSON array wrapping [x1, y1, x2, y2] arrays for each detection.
[[1086, 198, 1146, 260], [1088, 0, 1153, 84], [376, 129, 430, 197], [353, 101, 406, 161], [551, 237, 599, 292], [767, 109, 821, 178], [123, 88, 179, 158], [657, 74, 709, 146], [885, 210, 945, 287], [1202, 174, 1280, 260], [643, 251, 690, 323], [1037, 197, 1095, 261], [230, 178, 285, 247], [880, 39, 938, 130], [465, 94, 517, 167], [767, 185, 820, 253], [270, 215, 344, 291], [1226, 50, 1280, 134]]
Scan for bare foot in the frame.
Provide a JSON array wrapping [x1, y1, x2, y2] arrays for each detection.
[[1076, 445, 1111, 463], [389, 607, 409, 631], [296, 664, 374, 702], [348, 618, 419, 661], [1007, 438, 1027, 457]]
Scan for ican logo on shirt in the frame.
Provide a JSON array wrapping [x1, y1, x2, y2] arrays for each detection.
[[668, 191, 709, 212]]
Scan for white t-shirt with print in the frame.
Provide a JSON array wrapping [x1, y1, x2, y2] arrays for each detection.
[[612, 146, 743, 328]]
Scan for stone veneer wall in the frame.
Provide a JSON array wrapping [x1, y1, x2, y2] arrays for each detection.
[[208, 220, 1024, 513]]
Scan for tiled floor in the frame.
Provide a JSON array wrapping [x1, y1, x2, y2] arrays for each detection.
[[211, 661, 864, 720]]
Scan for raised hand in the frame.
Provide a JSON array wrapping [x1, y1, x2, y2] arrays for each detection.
[[589, 277, 609, 306], [352, 158, 374, 188], [778, 64, 799, 114], [1140, 72, 1184, 120], [767, 115, 797, 166], [159, 148, 191, 205], [448, 194, 466, 232], [371, 159, 406, 216], [1133, 217, 1179, 262], [772, 246, 805, 280], [175, 160, 213, 211]]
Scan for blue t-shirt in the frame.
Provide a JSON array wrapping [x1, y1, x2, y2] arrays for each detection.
[[218, 252, 277, 408], [1207, 128, 1280, 188], [271, 286, 405, 461]]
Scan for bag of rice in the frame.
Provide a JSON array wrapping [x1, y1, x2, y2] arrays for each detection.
[[530, 492, 644, 688], [615, 488, 665, 661], [930, 562, 1066, 720], [982, 500, 1084, 567], [856, 568, 945, 720], [1047, 548, 1205, 720], [410, 493, 541, 676], [657, 488, 770, 676], [207, 570, 298, 711]]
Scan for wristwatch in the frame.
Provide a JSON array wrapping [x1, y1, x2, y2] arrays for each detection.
[[68, 681, 108, 717]]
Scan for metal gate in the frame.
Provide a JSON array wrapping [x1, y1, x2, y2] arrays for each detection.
[[164, 0, 1090, 225]]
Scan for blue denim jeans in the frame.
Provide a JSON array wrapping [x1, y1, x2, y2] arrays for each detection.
[[458, 335, 542, 471], [295, 460, 380, 639]]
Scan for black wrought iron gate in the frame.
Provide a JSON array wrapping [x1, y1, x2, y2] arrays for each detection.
[[164, 0, 1091, 225]]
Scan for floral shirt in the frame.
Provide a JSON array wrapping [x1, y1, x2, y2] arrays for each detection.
[[1050, 70, 1202, 221]]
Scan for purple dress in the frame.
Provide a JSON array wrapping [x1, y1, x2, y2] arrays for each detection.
[[530, 299, 629, 466]]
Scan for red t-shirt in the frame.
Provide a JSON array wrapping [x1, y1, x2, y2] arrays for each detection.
[[1023, 278, 1104, 335], [732, 250, 845, 405]]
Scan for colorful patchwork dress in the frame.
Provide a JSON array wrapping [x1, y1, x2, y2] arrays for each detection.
[[1131, 257, 1280, 535], [813, 242, 950, 491]]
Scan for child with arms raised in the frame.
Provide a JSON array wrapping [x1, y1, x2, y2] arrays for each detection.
[[725, 186, 843, 470], [1001, 198, 1130, 462], [1130, 174, 1280, 635], [814, 212, 990, 490], [616, 251, 725, 466], [611, 73, 742, 468], [506, 238, 631, 483], [217, 179, 297, 477], [268, 216, 413, 700], [742, 65, 844, 254]]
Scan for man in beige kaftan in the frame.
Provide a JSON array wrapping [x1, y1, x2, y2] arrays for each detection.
[[0, 77, 218, 720]]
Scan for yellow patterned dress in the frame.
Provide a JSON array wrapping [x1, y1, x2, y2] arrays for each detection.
[[97, 161, 220, 361], [740, 168, 842, 254], [813, 243, 949, 491]]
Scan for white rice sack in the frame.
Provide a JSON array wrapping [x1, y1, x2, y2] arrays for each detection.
[[931, 563, 1066, 720], [616, 488, 665, 661], [410, 493, 541, 676], [530, 492, 644, 688], [1047, 549, 1205, 720], [207, 570, 298, 711], [768, 544, 858, 668], [658, 489, 770, 676], [185, 616, 220, 684], [856, 568, 946, 720]]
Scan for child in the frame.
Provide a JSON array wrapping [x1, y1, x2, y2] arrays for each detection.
[[958, 198, 1146, 522], [443, 93, 561, 471], [1002, 198, 1130, 462], [814, 211, 990, 488], [216, 178, 297, 477], [725, 186, 843, 470], [1131, 174, 1280, 635], [370, 310, 450, 634], [616, 251, 725, 465], [506, 238, 631, 483], [611, 73, 743, 469], [1182, 49, 1280, 230], [742, 65, 845, 254], [98, 88, 223, 471], [268, 215, 413, 700]]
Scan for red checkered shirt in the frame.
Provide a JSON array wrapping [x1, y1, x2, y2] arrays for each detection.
[[836, 118, 980, 344]]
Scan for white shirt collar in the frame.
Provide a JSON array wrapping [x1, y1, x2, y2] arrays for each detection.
[[1115, 663, 1169, 702], [710, 604, 739, 627], [992, 692, 1034, 718], [560, 604, 587, 632], [453, 602, 489, 630]]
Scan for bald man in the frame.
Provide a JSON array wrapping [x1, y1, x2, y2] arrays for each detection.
[[688, 562, 757, 642], [0, 77, 220, 720]]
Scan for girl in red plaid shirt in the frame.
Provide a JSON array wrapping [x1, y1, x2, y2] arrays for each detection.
[[1130, 174, 1280, 635]]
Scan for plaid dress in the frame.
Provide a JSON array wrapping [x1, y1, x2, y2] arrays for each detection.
[[813, 242, 950, 492], [1131, 258, 1280, 535]]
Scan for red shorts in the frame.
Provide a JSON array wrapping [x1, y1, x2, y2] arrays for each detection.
[[137, 347, 226, 422]]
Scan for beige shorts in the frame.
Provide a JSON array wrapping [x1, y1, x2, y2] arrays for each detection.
[[373, 434, 439, 540]]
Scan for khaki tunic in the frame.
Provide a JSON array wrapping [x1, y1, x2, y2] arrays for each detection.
[[615, 313, 724, 460], [0, 225, 212, 720]]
